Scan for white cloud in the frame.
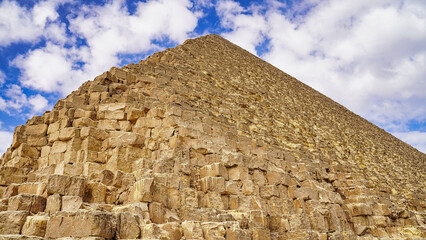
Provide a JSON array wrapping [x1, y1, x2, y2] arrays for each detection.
[[0, 71, 5, 85], [394, 131, 426, 153], [12, 0, 200, 96], [216, 0, 268, 54], [0, 0, 67, 46], [0, 129, 13, 156], [0, 84, 51, 116]]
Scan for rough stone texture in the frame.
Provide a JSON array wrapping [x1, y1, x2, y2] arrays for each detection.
[[0, 34, 425, 239]]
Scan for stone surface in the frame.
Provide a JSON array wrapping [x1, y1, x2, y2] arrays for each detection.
[[0, 34, 424, 239]]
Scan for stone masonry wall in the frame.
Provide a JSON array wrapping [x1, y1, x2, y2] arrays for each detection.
[[0, 34, 424, 239]]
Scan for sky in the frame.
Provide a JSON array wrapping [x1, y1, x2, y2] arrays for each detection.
[[0, 0, 425, 154]]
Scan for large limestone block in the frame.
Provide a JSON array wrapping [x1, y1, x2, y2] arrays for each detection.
[[18, 182, 47, 196], [348, 203, 373, 216], [72, 211, 116, 238], [22, 215, 49, 237], [161, 222, 183, 240], [44, 213, 75, 238], [129, 178, 154, 202], [0, 167, 26, 185], [201, 222, 226, 240], [0, 211, 28, 234], [84, 182, 107, 203], [200, 163, 228, 179], [25, 124, 48, 136], [46, 193, 61, 214], [228, 166, 249, 181], [59, 127, 79, 141], [182, 221, 204, 239], [8, 194, 46, 214], [47, 175, 70, 195], [61, 196, 83, 212], [11, 125, 26, 148], [149, 202, 166, 224], [201, 176, 226, 193], [117, 212, 140, 239]]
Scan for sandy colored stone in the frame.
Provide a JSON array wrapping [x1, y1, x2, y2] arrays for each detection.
[[22, 215, 49, 237]]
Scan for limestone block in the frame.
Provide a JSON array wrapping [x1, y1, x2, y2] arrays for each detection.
[[84, 182, 107, 203], [127, 108, 145, 121], [167, 188, 181, 209], [98, 119, 119, 130], [99, 102, 126, 112], [294, 187, 319, 200], [226, 227, 251, 240], [0, 211, 28, 234], [72, 211, 116, 238], [3, 184, 19, 198], [51, 141, 68, 153], [72, 117, 96, 128], [180, 188, 199, 208], [68, 176, 86, 197], [200, 163, 228, 180], [27, 135, 48, 147], [22, 215, 49, 237], [252, 228, 271, 240], [81, 136, 102, 152], [249, 210, 269, 228], [225, 181, 242, 195], [202, 192, 225, 210], [74, 109, 95, 119], [149, 202, 166, 224], [62, 196, 83, 212], [25, 124, 48, 136], [161, 222, 182, 240], [182, 221, 204, 239], [47, 121, 60, 135], [103, 110, 126, 120], [228, 166, 249, 181], [59, 127, 79, 141], [8, 194, 46, 214], [55, 162, 84, 176], [129, 178, 154, 202], [266, 171, 284, 185], [18, 182, 47, 196], [201, 177, 226, 193], [46, 193, 61, 214], [117, 212, 140, 239], [372, 203, 390, 216], [104, 132, 145, 148], [47, 175, 71, 195], [17, 143, 40, 158], [83, 162, 105, 176], [242, 180, 255, 195], [12, 125, 26, 148], [201, 222, 226, 240], [260, 185, 279, 199], [119, 120, 132, 131], [348, 203, 373, 216], [80, 127, 108, 140]]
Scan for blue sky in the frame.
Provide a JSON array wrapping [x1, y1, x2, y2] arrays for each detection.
[[0, 0, 425, 154]]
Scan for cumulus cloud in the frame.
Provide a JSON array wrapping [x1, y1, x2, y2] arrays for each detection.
[[0, 85, 50, 116], [0, 0, 68, 46], [11, 0, 200, 96], [216, 0, 269, 54]]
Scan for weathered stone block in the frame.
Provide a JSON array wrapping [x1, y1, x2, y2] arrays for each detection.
[[201, 222, 226, 240], [129, 178, 154, 202], [47, 175, 71, 195], [149, 202, 166, 224], [182, 221, 204, 239], [348, 203, 373, 216], [22, 215, 49, 237], [62, 196, 83, 212], [228, 166, 249, 181], [8, 194, 46, 214], [117, 212, 140, 239], [84, 182, 107, 203], [0, 211, 28, 234], [59, 127, 79, 141], [25, 124, 48, 136], [201, 176, 226, 193], [72, 211, 116, 238], [46, 193, 61, 214], [18, 182, 47, 196]]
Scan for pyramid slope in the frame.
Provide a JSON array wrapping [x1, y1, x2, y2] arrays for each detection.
[[0, 34, 424, 239]]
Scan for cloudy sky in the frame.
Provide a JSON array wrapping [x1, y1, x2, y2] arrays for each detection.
[[0, 0, 425, 154]]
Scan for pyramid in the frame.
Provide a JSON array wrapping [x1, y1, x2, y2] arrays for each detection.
[[0, 34, 425, 239]]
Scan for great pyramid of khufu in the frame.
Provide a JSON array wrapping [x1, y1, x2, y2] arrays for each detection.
[[0, 34, 425, 239]]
